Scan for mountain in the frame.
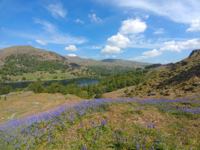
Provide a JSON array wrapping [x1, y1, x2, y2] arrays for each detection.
[[100, 58, 151, 67], [0, 45, 69, 63], [126, 49, 200, 99], [65, 56, 101, 66], [65, 56, 152, 68], [0, 46, 91, 81]]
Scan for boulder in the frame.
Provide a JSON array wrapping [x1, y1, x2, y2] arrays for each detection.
[[194, 82, 200, 86], [160, 90, 169, 94], [184, 86, 195, 91], [172, 77, 180, 81], [0, 95, 6, 100], [148, 92, 156, 96]]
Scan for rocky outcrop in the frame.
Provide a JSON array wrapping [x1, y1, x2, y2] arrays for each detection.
[[148, 92, 156, 96], [188, 49, 200, 57]]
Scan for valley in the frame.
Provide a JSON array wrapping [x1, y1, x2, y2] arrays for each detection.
[[0, 47, 200, 149]]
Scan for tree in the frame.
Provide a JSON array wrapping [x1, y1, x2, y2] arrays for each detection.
[[88, 83, 94, 97], [22, 77, 26, 81], [124, 87, 129, 94], [76, 86, 82, 97], [95, 88, 103, 99], [33, 80, 44, 93], [106, 84, 114, 92]]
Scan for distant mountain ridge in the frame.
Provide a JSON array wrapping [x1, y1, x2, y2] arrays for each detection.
[[65, 56, 152, 68]]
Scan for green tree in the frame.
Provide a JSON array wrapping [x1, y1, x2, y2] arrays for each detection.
[[124, 87, 129, 94], [33, 80, 44, 93], [95, 88, 103, 99], [88, 83, 94, 97], [106, 84, 114, 92]]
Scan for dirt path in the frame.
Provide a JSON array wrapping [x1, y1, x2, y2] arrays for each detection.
[[10, 112, 17, 120]]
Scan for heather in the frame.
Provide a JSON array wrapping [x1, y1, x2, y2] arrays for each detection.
[[1, 96, 200, 150]]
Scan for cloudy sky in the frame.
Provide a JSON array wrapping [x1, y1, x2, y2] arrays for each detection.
[[0, 0, 200, 64]]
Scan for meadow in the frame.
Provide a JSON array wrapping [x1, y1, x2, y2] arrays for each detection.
[[0, 95, 200, 150], [9, 72, 75, 81]]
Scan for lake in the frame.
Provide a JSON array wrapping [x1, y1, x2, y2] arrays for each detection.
[[1, 78, 99, 89]]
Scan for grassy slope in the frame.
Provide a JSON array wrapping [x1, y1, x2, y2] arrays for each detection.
[[0, 93, 84, 124], [7, 72, 75, 81], [1, 96, 200, 149], [126, 49, 200, 99]]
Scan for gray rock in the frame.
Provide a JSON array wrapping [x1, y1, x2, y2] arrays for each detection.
[[184, 69, 188, 71], [7, 91, 24, 96], [172, 77, 180, 81], [0, 95, 6, 98], [193, 82, 200, 86], [195, 82, 200, 85], [32, 102, 41, 105], [7, 91, 34, 97], [160, 90, 169, 94], [4, 108, 17, 112], [148, 92, 156, 96]]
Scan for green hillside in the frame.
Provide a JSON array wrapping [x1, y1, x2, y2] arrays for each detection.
[[126, 49, 200, 99]]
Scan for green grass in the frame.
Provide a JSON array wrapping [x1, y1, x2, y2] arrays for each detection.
[[8, 72, 75, 81], [41, 72, 74, 79]]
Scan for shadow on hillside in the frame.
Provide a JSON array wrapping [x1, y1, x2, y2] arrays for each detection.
[[157, 64, 200, 89]]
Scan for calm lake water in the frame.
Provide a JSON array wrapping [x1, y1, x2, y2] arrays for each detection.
[[1, 78, 99, 89]]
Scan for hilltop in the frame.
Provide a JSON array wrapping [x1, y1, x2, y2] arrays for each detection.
[[0, 46, 69, 64], [65, 56, 152, 68], [0, 46, 95, 81], [126, 49, 200, 99]]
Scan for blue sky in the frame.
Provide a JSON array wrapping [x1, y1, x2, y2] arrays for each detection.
[[0, 0, 200, 64]]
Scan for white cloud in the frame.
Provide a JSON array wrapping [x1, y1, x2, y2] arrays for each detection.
[[17, 19, 87, 45], [89, 46, 102, 49], [28, 41, 32, 44], [101, 0, 200, 24], [112, 55, 116, 58], [131, 49, 162, 60], [178, 38, 200, 49], [1, 27, 4, 30], [160, 41, 181, 53], [119, 18, 147, 34], [107, 33, 131, 48], [156, 60, 159, 62], [75, 19, 84, 24], [46, 3, 67, 19], [65, 45, 77, 51], [88, 14, 101, 22], [160, 38, 200, 52], [153, 28, 164, 34], [164, 61, 168, 63], [35, 40, 47, 45], [187, 18, 200, 32], [67, 54, 77, 57], [101, 45, 123, 54], [144, 15, 149, 19], [105, 55, 109, 58]]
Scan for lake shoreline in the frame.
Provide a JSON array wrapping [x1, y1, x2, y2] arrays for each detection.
[[1, 78, 99, 89], [0, 76, 97, 84]]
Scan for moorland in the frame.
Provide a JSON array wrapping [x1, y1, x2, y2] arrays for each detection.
[[0, 47, 200, 149]]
